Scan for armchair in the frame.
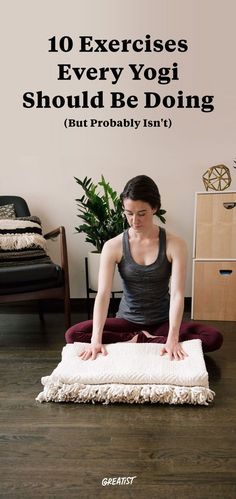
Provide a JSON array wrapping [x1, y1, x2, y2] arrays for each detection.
[[0, 196, 71, 327]]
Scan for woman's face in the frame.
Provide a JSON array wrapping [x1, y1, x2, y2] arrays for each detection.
[[123, 198, 156, 232]]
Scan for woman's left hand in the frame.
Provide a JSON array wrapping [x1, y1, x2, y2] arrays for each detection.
[[159, 339, 188, 361]]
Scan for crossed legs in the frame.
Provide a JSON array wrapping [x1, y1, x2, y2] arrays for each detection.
[[65, 318, 223, 353]]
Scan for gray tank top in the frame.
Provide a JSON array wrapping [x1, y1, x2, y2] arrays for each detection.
[[116, 227, 171, 325]]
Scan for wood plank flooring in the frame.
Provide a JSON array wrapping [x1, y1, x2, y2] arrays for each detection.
[[0, 311, 236, 498]]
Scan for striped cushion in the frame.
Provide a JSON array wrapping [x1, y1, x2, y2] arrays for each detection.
[[0, 218, 50, 266]]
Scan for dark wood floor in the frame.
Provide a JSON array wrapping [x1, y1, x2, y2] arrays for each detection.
[[0, 309, 236, 499]]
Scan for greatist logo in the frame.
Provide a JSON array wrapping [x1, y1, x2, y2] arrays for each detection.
[[102, 476, 137, 486]]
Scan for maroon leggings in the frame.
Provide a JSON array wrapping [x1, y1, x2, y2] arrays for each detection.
[[65, 318, 223, 353]]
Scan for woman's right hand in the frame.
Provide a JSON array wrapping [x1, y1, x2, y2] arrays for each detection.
[[79, 343, 108, 361]]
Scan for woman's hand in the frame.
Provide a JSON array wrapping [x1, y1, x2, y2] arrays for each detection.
[[159, 339, 188, 361], [79, 343, 108, 361]]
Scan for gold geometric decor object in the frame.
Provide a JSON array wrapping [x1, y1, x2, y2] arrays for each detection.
[[202, 164, 232, 191]]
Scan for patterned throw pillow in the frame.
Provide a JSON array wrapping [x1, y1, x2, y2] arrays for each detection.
[[0, 204, 16, 219]]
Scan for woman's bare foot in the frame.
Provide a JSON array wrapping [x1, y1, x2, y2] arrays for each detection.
[[126, 334, 139, 343], [141, 330, 157, 338]]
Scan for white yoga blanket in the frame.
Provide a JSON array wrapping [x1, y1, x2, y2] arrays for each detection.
[[36, 339, 215, 405]]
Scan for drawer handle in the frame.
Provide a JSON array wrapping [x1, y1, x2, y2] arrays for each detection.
[[223, 202, 236, 209], [219, 270, 233, 276]]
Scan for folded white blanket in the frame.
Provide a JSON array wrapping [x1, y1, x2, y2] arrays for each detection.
[[36, 339, 215, 405]]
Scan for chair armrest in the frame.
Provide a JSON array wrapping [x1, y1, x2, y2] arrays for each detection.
[[44, 225, 70, 324], [44, 227, 62, 239], [44, 226, 69, 282]]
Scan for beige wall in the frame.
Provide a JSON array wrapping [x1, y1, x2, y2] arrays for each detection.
[[2, 0, 236, 297]]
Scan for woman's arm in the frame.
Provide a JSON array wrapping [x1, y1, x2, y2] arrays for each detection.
[[160, 235, 188, 360], [79, 238, 120, 360]]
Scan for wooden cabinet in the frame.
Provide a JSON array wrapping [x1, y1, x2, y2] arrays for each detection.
[[192, 192, 236, 321], [195, 192, 236, 259]]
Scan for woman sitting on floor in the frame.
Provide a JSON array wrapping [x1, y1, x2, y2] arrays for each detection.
[[65, 175, 223, 360]]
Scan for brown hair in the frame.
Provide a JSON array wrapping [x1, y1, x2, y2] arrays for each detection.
[[120, 175, 161, 212]]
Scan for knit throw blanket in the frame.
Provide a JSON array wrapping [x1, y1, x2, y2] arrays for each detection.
[[36, 339, 215, 405]]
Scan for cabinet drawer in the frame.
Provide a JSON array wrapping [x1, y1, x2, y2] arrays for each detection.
[[192, 261, 236, 321], [195, 192, 236, 258]]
